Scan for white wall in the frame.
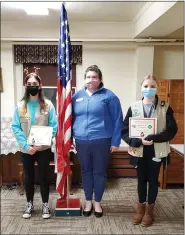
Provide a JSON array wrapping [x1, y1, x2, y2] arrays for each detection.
[[1, 43, 15, 117], [2, 21, 134, 41], [135, 46, 154, 100], [154, 45, 184, 80], [14, 63, 24, 104]]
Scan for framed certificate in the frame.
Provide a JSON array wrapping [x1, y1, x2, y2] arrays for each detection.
[[129, 118, 157, 138], [27, 126, 53, 146]]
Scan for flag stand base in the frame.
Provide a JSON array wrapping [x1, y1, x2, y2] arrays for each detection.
[[55, 153, 81, 216], [55, 197, 81, 216]]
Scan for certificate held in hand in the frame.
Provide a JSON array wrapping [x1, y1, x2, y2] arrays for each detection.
[[28, 126, 53, 146], [129, 118, 157, 138]]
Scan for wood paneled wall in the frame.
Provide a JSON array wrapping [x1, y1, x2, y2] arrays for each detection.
[[157, 79, 184, 144]]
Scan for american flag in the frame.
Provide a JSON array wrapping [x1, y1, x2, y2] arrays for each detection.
[[55, 3, 72, 198]]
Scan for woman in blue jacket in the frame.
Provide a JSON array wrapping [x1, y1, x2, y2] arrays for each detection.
[[72, 65, 123, 217]]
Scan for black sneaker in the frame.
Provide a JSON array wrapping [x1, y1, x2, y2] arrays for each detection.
[[23, 201, 34, 219], [42, 202, 51, 219]]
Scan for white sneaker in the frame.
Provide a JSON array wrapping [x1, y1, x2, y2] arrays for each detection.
[[23, 201, 34, 219], [42, 202, 51, 219]]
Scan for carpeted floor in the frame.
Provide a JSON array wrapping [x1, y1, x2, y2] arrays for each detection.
[[1, 178, 184, 234]]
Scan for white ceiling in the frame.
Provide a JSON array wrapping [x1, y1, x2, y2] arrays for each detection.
[[136, 2, 184, 39], [1, 2, 147, 22]]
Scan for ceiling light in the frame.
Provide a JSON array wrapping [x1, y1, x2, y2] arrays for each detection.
[[25, 8, 49, 15], [3, 2, 22, 9], [4, 2, 52, 15]]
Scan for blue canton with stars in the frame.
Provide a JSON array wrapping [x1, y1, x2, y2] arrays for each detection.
[[58, 3, 71, 88]]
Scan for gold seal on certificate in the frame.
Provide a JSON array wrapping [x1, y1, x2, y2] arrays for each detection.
[[28, 126, 53, 146], [129, 118, 157, 138]]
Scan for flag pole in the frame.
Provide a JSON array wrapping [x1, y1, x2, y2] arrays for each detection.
[[64, 0, 69, 208], [55, 1, 81, 216], [66, 153, 69, 207]]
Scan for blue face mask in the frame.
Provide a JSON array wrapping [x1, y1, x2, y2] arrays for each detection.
[[141, 88, 157, 98]]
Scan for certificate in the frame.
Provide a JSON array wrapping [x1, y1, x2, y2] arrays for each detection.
[[129, 118, 157, 138], [27, 126, 53, 146]]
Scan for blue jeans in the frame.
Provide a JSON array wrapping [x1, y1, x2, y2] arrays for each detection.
[[75, 138, 111, 202]]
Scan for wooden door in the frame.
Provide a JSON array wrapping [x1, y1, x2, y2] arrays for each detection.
[[157, 79, 184, 144], [157, 79, 184, 188], [169, 80, 184, 144], [157, 79, 169, 102]]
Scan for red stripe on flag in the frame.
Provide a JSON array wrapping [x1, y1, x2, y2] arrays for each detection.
[[56, 78, 72, 198], [64, 115, 72, 135]]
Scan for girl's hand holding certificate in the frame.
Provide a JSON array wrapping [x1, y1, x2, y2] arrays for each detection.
[[141, 136, 153, 146]]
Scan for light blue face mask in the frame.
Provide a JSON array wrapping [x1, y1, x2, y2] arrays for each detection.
[[141, 88, 157, 98]]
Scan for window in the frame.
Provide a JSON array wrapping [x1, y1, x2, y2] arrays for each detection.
[[23, 64, 76, 108], [23, 64, 76, 87], [42, 86, 76, 109]]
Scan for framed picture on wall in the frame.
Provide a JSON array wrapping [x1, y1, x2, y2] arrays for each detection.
[[0, 68, 3, 92]]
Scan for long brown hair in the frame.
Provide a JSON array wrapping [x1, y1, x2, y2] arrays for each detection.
[[22, 73, 46, 112]]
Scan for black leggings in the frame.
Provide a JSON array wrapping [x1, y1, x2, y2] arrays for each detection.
[[136, 155, 162, 204], [21, 149, 52, 203]]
